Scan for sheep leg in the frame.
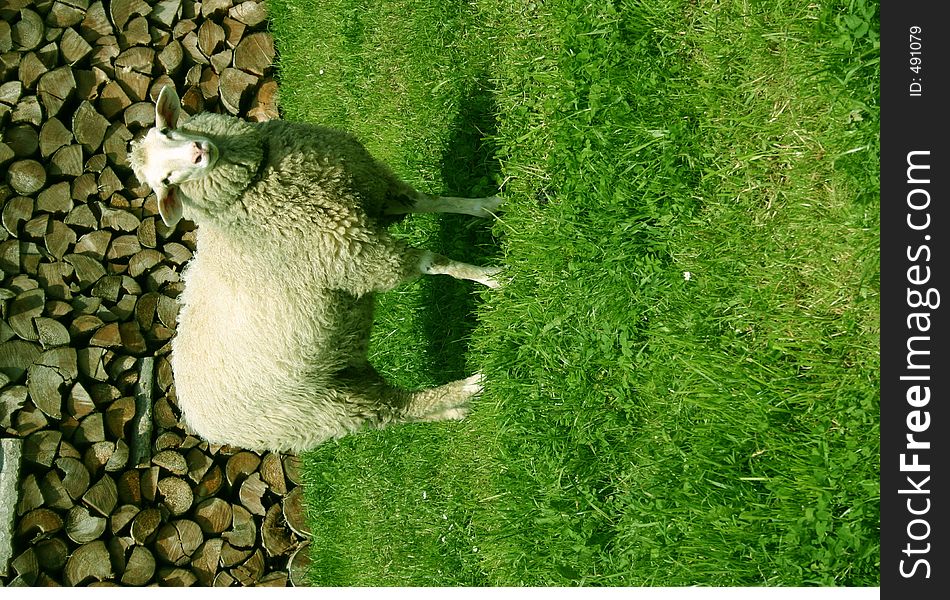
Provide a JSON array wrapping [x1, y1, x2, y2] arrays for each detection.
[[340, 371, 478, 427], [357, 247, 502, 293], [417, 251, 502, 288], [397, 374, 484, 423], [386, 193, 504, 218]]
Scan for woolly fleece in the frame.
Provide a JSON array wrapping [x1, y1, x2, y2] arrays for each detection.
[[137, 112, 478, 452]]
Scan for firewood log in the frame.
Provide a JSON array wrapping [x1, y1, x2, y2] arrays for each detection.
[[282, 485, 311, 539], [121, 545, 156, 585], [64, 540, 113, 585], [154, 519, 203, 566], [288, 542, 311, 587], [65, 504, 107, 544], [194, 497, 232, 534]]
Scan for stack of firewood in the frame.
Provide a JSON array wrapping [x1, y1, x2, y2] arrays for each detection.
[[1, 0, 312, 586]]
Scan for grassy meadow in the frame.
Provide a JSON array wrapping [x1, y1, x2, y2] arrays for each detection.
[[267, 0, 880, 586]]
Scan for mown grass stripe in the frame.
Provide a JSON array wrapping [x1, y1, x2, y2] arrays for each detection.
[[268, 0, 879, 586]]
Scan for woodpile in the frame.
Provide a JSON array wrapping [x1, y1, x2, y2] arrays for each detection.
[[2, 0, 310, 587]]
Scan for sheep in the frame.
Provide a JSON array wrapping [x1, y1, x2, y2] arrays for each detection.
[[127, 86, 503, 453]]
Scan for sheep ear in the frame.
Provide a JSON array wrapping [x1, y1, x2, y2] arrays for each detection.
[[156, 86, 181, 129], [157, 186, 184, 228]]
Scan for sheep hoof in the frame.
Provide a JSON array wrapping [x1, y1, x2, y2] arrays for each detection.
[[461, 373, 484, 395], [434, 373, 485, 420], [479, 195, 506, 217], [435, 405, 470, 421], [479, 266, 506, 289]]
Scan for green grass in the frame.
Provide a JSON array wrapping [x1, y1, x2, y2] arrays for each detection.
[[267, 0, 880, 586]]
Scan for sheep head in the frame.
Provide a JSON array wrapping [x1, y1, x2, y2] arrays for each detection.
[[128, 86, 220, 227]]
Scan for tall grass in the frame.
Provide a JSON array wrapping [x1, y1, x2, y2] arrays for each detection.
[[267, 0, 879, 586]]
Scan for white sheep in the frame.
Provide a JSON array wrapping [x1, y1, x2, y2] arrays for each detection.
[[127, 86, 503, 453]]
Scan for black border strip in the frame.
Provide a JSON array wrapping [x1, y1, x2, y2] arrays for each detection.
[[881, 1, 947, 595]]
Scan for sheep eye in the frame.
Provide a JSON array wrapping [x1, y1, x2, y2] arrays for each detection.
[[159, 127, 170, 136], [161, 176, 171, 186]]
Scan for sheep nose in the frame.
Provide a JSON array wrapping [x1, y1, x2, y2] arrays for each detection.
[[192, 142, 203, 164]]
